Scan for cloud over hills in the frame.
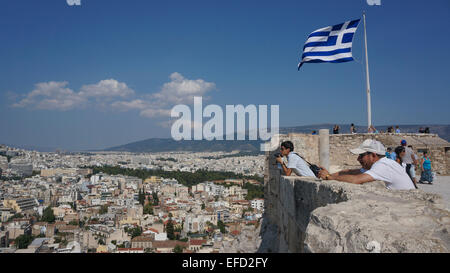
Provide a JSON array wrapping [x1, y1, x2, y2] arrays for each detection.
[[12, 72, 216, 121]]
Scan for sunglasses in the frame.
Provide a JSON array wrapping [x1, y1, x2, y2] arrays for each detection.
[[358, 152, 372, 158]]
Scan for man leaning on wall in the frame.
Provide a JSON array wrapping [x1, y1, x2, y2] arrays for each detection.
[[275, 141, 316, 177], [318, 139, 416, 190]]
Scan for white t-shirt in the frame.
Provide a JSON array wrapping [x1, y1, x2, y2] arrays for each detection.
[[365, 157, 415, 190], [402, 146, 415, 164], [286, 152, 316, 177]]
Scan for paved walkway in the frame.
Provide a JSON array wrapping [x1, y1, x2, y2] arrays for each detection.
[[417, 176, 450, 210]]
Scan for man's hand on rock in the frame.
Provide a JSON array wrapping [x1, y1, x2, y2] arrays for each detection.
[[318, 168, 330, 180]]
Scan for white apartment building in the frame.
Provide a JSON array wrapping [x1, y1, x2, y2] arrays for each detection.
[[251, 199, 264, 211]]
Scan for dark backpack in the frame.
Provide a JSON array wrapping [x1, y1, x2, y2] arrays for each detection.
[[293, 153, 322, 178]]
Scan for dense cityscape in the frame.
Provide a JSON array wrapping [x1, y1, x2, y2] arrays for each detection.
[[0, 144, 265, 253]]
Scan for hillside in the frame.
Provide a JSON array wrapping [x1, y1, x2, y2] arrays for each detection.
[[104, 124, 449, 153]]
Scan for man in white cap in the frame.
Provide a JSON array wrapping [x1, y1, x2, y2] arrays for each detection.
[[318, 139, 416, 190]]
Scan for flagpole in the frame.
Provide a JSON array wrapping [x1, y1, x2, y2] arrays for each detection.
[[363, 11, 372, 130]]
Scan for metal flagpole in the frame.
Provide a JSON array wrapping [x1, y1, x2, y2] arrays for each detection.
[[363, 11, 372, 130]]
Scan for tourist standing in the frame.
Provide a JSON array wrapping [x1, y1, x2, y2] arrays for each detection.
[[419, 151, 433, 184], [350, 124, 357, 134], [395, 146, 417, 189], [386, 147, 394, 160], [333, 125, 340, 134], [395, 126, 401, 133], [394, 146, 406, 168], [368, 125, 378, 134], [408, 145, 419, 187], [400, 140, 418, 188]]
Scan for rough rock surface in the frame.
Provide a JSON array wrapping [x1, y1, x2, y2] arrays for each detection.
[[263, 175, 450, 253], [219, 223, 262, 253]]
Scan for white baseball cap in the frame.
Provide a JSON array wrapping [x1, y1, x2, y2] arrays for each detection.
[[350, 139, 386, 156]]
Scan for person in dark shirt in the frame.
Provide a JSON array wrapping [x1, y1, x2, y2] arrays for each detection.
[[333, 125, 340, 134], [350, 124, 357, 134]]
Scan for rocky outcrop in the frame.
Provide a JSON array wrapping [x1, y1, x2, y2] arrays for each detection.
[[262, 175, 450, 253], [220, 224, 262, 253]]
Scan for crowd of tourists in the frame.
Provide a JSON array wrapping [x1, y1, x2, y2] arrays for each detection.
[[317, 124, 433, 135]]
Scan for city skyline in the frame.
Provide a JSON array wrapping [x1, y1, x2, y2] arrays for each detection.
[[1, 0, 449, 150]]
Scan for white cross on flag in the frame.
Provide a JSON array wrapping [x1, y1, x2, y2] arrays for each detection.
[[298, 19, 361, 70]]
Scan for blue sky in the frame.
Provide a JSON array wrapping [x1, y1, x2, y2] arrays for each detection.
[[1, 0, 449, 151]]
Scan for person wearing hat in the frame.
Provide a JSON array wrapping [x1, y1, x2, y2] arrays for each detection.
[[318, 139, 416, 190]]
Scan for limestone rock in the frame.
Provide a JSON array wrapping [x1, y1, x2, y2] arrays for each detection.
[[261, 175, 450, 253]]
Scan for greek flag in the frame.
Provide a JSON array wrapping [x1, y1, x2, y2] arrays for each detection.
[[298, 19, 361, 70]]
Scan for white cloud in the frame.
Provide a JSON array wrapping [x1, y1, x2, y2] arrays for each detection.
[[79, 79, 134, 98], [140, 108, 172, 118], [12, 73, 216, 128], [12, 81, 86, 111], [152, 72, 216, 105], [12, 79, 134, 111], [110, 99, 149, 111], [112, 72, 216, 120]]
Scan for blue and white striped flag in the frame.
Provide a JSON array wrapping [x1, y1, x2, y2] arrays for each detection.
[[298, 19, 361, 70]]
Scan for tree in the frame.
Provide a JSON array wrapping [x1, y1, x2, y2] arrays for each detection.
[[128, 226, 142, 239], [173, 244, 184, 253], [68, 220, 79, 226], [15, 234, 34, 249], [7, 213, 24, 222], [243, 182, 264, 200], [152, 192, 159, 206], [201, 203, 206, 210], [99, 204, 108, 215], [166, 220, 175, 240], [42, 206, 55, 223], [138, 189, 145, 206], [143, 203, 153, 215], [217, 220, 227, 234]]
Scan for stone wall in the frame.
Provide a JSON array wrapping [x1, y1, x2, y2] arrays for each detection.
[[274, 133, 449, 174], [260, 173, 450, 253], [446, 148, 450, 173], [259, 137, 450, 253]]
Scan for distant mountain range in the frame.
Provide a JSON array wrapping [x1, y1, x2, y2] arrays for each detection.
[[104, 138, 264, 153], [104, 124, 450, 153], [3, 124, 447, 153]]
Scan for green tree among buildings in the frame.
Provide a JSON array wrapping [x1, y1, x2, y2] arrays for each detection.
[[42, 206, 55, 223], [173, 244, 185, 253], [14, 234, 34, 249]]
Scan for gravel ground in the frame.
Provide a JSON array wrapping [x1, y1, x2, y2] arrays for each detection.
[[416, 176, 450, 210]]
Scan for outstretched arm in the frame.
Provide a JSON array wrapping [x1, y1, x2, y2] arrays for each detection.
[[319, 168, 375, 184], [337, 169, 364, 175], [328, 173, 375, 184]]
